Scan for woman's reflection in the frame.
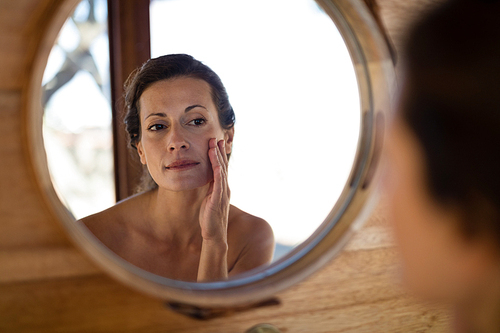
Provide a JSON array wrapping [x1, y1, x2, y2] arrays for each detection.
[[79, 54, 275, 282]]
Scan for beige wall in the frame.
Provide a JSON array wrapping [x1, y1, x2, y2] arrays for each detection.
[[0, 0, 449, 331]]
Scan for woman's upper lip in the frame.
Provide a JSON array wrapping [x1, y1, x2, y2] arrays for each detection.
[[166, 160, 200, 169]]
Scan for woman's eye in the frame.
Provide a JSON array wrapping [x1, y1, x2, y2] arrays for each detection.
[[188, 118, 206, 126], [148, 124, 166, 131]]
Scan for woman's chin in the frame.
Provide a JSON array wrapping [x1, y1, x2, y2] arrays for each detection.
[[156, 177, 212, 193]]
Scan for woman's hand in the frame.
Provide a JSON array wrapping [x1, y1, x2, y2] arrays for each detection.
[[199, 138, 230, 242], [197, 138, 230, 281]]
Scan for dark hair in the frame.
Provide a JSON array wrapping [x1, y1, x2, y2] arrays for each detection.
[[400, 0, 500, 240], [123, 54, 236, 192]]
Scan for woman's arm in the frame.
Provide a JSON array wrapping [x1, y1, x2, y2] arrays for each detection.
[[197, 138, 230, 282]]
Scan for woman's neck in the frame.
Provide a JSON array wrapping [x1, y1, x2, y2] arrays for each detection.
[[141, 185, 210, 245]]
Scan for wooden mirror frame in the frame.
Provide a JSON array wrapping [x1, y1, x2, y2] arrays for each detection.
[[24, 0, 395, 309]]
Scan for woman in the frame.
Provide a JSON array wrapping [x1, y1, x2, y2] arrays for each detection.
[[383, 0, 500, 331], [80, 54, 275, 282]]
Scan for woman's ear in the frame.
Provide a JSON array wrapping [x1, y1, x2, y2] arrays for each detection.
[[137, 141, 147, 165], [224, 128, 235, 154]]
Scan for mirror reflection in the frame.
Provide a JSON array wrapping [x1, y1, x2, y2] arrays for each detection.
[[42, 0, 360, 281], [81, 54, 275, 281]]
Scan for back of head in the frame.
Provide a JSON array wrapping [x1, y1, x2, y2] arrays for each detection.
[[400, 0, 500, 240]]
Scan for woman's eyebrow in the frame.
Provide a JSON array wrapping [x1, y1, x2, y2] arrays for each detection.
[[144, 112, 166, 120], [144, 105, 207, 120], [185, 104, 207, 113]]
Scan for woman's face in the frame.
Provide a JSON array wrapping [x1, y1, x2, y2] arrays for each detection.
[[383, 117, 494, 303], [136, 76, 233, 192]]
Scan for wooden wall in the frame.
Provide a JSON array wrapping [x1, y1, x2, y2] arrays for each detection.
[[0, 0, 449, 332]]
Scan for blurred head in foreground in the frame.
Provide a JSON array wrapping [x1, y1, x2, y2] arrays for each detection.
[[383, 0, 500, 331]]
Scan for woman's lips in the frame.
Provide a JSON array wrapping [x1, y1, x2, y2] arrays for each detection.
[[166, 160, 200, 171]]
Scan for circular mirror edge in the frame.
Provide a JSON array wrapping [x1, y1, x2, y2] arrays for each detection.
[[22, 0, 84, 245], [23, 0, 396, 308]]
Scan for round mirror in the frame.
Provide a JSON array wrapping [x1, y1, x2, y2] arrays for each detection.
[[26, 0, 395, 307]]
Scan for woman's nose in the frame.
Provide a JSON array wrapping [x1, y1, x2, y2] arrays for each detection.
[[168, 126, 190, 151]]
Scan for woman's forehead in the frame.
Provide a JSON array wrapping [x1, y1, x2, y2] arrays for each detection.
[[144, 77, 212, 100], [139, 77, 216, 115]]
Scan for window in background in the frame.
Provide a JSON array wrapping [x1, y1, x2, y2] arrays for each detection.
[[42, 0, 114, 219], [150, 0, 360, 259]]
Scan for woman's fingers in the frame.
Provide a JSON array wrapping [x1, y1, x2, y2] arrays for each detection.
[[218, 139, 229, 169], [220, 140, 231, 201], [209, 138, 228, 179], [206, 138, 226, 204], [216, 139, 229, 191], [208, 138, 221, 169], [208, 141, 221, 192], [205, 138, 230, 206]]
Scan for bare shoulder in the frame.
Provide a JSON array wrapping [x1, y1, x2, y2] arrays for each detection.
[[77, 191, 150, 245], [227, 205, 275, 273], [228, 205, 274, 242]]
